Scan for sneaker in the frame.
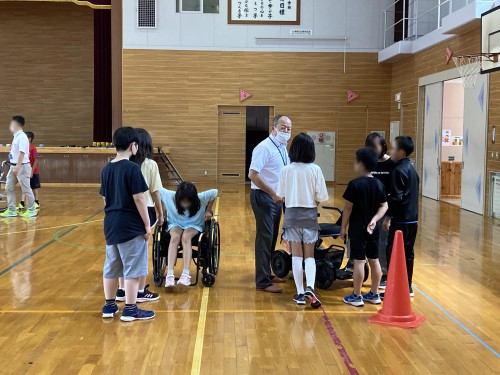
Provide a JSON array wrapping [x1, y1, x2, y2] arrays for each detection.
[[120, 306, 155, 322], [116, 289, 125, 302], [177, 273, 191, 286], [102, 304, 119, 318], [304, 286, 322, 309], [34, 202, 40, 209], [165, 274, 175, 288], [20, 209, 37, 218], [410, 286, 414, 297], [379, 280, 387, 290], [362, 291, 382, 304], [137, 284, 160, 302], [16, 203, 25, 211], [343, 293, 364, 307], [0, 209, 17, 218], [293, 294, 306, 305]]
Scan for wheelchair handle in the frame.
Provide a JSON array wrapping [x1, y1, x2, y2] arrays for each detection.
[[322, 206, 343, 214]]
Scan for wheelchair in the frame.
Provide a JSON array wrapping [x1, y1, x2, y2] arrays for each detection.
[[271, 206, 369, 290], [0, 161, 8, 212], [151, 218, 221, 287]]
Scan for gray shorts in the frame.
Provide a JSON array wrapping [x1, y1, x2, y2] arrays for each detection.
[[283, 227, 319, 244], [103, 235, 148, 280]]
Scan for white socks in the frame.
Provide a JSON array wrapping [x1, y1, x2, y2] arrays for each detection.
[[304, 257, 316, 289], [167, 269, 174, 276], [292, 256, 304, 294]]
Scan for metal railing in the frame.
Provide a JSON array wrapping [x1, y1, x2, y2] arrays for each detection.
[[383, 0, 491, 48]]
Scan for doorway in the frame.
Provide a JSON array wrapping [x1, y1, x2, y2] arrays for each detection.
[[420, 71, 489, 215], [217, 105, 274, 184]]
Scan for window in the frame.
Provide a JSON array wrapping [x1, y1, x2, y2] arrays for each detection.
[[176, 0, 219, 14], [137, 0, 157, 28]]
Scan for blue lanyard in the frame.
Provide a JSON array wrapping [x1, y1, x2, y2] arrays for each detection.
[[268, 137, 288, 166]]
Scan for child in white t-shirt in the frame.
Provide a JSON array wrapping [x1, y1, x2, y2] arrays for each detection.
[[276, 133, 329, 308]]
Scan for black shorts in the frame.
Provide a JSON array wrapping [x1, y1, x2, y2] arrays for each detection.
[[30, 174, 41, 189], [348, 230, 379, 260]]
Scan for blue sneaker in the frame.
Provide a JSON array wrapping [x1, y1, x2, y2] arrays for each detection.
[[362, 291, 382, 304], [343, 293, 364, 307], [120, 306, 155, 322], [102, 304, 119, 318]]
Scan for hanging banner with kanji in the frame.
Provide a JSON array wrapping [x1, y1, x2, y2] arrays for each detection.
[[228, 0, 301, 25]]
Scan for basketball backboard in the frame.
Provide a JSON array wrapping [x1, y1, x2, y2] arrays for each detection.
[[481, 4, 500, 73]]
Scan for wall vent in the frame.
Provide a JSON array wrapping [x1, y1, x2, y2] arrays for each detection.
[[137, 0, 157, 29]]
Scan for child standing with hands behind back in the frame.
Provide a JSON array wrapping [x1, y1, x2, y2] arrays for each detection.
[[341, 148, 388, 307], [276, 133, 329, 308]]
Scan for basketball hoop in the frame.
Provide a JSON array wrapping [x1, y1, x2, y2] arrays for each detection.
[[452, 53, 499, 88]]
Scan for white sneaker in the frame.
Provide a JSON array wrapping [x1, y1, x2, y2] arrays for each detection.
[[177, 274, 191, 286], [165, 274, 175, 288]]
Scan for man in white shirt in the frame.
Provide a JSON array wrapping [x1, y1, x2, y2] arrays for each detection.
[[248, 115, 292, 293], [1, 116, 36, 218]]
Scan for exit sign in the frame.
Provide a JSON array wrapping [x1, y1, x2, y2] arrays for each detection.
[[290, 29, 313, 36]]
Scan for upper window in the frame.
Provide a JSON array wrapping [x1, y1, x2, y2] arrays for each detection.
[[176, 0, 219, 14]]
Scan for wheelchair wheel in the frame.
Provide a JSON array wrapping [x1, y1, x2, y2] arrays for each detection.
[[316, 259, 335, 290], [271, 250, 291, 278], [152, 226, 164, 286], [202, 273, 216, 287], [363, 262, 370, 282], [209, 221, 220, 276]]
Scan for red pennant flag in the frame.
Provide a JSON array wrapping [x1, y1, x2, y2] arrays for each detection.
[[446, 47, 453, 64], [240, 89, 252, 102], [347, 90, 359, 103]]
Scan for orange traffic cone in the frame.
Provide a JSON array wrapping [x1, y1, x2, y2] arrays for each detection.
[[368, 230, 426, 328]]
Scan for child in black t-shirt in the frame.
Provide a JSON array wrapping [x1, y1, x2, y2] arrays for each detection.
[[99, 127, 155, 322], [341, 148, 388, 307]]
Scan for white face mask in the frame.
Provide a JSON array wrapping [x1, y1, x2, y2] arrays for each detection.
[[275, 130, 291, 144]]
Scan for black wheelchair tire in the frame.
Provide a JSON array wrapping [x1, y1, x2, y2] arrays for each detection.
[[316, 259, 335, 290], [271, 250, 291, 278], [202, 273, 216, 287], [153, 276, 163, 287], [210, 221, 220, 276]]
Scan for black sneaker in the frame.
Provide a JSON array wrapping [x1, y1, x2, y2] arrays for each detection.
[[102, 303, 119, 318], [137, 284, 160, 303], [116, 289, 125, 302], [120, 306, 155, 322], [305, 286, 322, 309], [293, 294, 306, 305]]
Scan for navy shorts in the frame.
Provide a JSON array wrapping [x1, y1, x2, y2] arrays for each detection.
[[30, 174, 41, 189], [348, 230, 379, 260]]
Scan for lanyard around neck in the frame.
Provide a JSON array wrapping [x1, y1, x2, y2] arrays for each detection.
[[268, 136, 288, 166]]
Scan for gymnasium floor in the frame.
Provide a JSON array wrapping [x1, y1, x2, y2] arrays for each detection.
[[0, 185, 499, 374]]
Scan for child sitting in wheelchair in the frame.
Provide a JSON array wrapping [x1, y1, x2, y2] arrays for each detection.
[[160, 182, 217, 287]]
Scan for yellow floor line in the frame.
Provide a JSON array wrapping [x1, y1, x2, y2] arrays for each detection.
[[0, 218, 103, 236], [0, 308, 374, 314], [191, 288, 210, 375]]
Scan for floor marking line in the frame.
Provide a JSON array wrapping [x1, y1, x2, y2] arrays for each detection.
[[0, 218, 103, 236], [320, 306, 360, 375], [191, 288, 210, 375], [0, 210, 102, 277], [0, 309, 374, 314], [414, 285, 500, 359]]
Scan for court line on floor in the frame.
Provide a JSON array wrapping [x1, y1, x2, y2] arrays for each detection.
[[414, 285, 500, 360], [0, 209, 103, 277], [0, 218, 103, 236], [320, 307, 360, 375], [0, 309, 374, 314]]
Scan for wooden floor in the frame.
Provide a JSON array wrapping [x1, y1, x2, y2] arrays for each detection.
[[0, 185, 499, 374]]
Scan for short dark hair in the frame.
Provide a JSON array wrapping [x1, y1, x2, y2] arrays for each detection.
[[130, 128, 154, 166], [394, 136, 415, 157], [175, 181, 201, 218], [365, 132, 387, 157], [25, 131, 34, 141], [356, 147, 378, 172], [289, 132, 315, 163], [112, 127, 138, 152], [272, 114, 289, 127], [12, 115, 25, 127]]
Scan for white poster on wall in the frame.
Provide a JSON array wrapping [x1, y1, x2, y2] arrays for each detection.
[[307, 131, 335, 182], [229, 0, 300, 24]]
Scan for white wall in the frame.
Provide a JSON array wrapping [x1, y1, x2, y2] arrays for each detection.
[[124, 0, 387, 52]]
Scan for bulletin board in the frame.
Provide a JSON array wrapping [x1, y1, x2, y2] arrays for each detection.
[[228, 0, 301, 25]]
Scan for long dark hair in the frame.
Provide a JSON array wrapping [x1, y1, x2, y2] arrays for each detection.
[[365, 132, 388, 159], [130, 128, 154, 166], [289, 132, 315, 163], [175, 182, 201, 217]]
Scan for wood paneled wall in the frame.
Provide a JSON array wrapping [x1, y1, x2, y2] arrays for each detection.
[[0, 2, 94, 146], [390, 27, 500, 214], [123, 50, 392, 184]]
